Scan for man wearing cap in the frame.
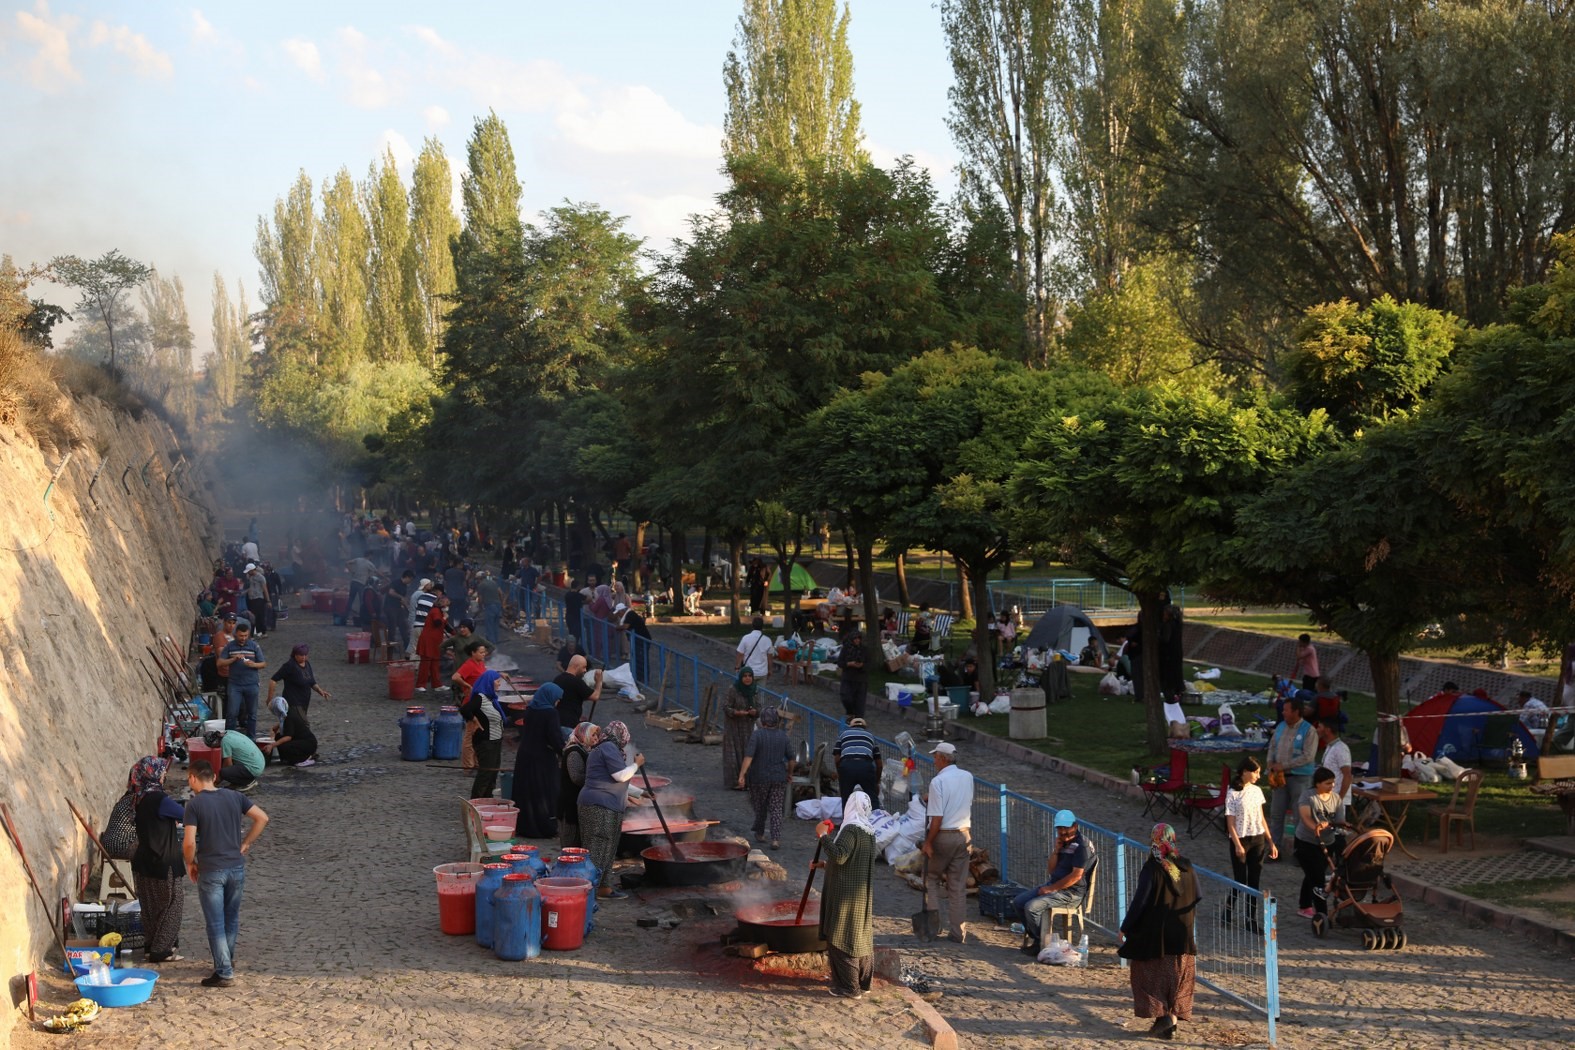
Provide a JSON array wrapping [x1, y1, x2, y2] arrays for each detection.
[[834, 718, 883, 805], [217, 619, 265, 741], [837, 630, 869, 720], [921, 741, 975, 943], [1013, 810, 1094, 954]]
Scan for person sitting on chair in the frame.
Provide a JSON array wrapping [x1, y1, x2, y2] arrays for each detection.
[[1011, 809, 1093, 954], [908, 606, 934, 655]]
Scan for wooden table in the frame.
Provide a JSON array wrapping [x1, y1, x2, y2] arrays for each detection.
[[1352, 785, 1424, 859]]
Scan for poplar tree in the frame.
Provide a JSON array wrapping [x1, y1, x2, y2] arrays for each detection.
[[253, 171, 319, 361], [140, 271, 196, 425], [209, 273, 246, 410], [365, 148, 413, 363], [722, 0, 865, 174], [408, 136, 460, 363], [316, 167, 371, 372]]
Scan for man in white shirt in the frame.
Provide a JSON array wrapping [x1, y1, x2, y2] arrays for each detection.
[[735, 615, 771, 679], [1316, 719, 1353, 806], [1516, 690, 1550, 732], [921, 742, 975, 944]]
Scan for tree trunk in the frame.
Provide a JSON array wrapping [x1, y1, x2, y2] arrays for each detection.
[[842, 525, 856, 588], [894, 551, 910, 608], [632, 520, 648, 592], [857, 537, 879, 649], [970, 566, 995, 698], [1137, 592, 1167, 753], [954, 557, 973, 620], [729, 534, 744, 628], [668, 526, 686, 614], [1002, 549, 1012, 581], [1369, 649, 1403, 776]]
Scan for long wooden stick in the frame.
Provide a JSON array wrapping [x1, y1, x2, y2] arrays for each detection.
[[796, 836, 825, 922], [64, 799, 136, 897], [0, 802, 74, 964]]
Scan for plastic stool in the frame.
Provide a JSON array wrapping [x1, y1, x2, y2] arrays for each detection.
[[97, 862, 137, 903]]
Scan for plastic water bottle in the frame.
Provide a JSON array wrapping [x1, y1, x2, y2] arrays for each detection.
[[1009, 922, 1026, 936], [1077, 934, 1090, 967], [87, 958, 111, 986]]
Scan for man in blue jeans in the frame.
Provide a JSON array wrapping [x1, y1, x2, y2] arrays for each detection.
[[219, 619, 265, 740], [1014, 809, 1094, 954], [183, 761, 269, 987]]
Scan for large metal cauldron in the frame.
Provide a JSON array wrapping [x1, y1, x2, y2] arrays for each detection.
[[733, 899, 827, 954], [639, 841, 749, 887]]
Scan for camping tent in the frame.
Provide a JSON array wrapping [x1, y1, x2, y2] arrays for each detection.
[[1022, 605, 1107, 658], [1402, 692, 1540, 762], [768, 563, 818, 594]]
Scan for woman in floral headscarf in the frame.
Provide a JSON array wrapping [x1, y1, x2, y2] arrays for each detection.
[[579, 719, 643, 900], [557, 722, 600, 848], [128, 757, 186, 963], [1117, 823, 1200, 1041], [737, 706, 794, 849]]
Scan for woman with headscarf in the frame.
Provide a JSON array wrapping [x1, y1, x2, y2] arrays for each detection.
[[460, 666, 507, 799], [737, 706, 794, 849], [512, 681, 565, 838], [1117, 823, 1201, 1041], [267, 695, 319, 767], [415, 595, 449, 692], [816, 787, 876, 998], [722, 668, 760, 790], [579, 719, 643, 900], [128, 757, 186, 963], [557, 721, 599, 848], [587, 584, 615, 661]]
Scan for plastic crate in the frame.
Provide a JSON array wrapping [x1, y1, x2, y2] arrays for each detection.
[[977, 879, 1027, 923], [74, 905, 147, 952]]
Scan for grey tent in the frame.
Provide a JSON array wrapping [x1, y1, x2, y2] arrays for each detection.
[[1022, 605, 1106, 657]]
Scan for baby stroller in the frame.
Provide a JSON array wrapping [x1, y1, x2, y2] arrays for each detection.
[[1311, 828, 1407, 949]]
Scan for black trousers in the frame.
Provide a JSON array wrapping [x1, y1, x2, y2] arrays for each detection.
[[838, 758, 879, 805], [471, 734, 501, 799], [1226, 833, 1269, 919]]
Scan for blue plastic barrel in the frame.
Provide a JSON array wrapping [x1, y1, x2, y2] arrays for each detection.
[[432, 706, 465, 760], [492, 873, 542, 961], [474, 864, 509, 949], [399, 707, 432, 761]]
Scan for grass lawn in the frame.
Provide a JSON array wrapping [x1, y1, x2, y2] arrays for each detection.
[[662, 624, 1570, 838], [1452, 876, 1575, 921]]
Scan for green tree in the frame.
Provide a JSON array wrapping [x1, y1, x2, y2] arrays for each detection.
[[940, 0, 1057, 359], [723, 0, 865, 174], [1012, 386, 1333, 750], [139, 271, 196, 425], [1283, 295, 1459, 435], [1059, 255, 1219, 392], [454, 111, 524, 278], [208, 273, 248, 411], [1218, 424, 1516, 775], [49, 249, 153, 369], [365, 148, 413, 364], [254, 171, 318, 356], [407, 136, 459, 364], [316, 166, 371, 372]]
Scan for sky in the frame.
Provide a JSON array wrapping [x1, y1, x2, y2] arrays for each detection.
[[0, 1, 960, 363]]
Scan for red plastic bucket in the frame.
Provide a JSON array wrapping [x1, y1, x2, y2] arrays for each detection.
[[433, 862, 483, 935], [387, 660, 417, 701], [313, 590, 333, 613], [538, 877, 592, 950], [331, 591, 349, 616]]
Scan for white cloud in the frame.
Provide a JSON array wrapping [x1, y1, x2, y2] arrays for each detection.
[[87, 19, 173, 79], [422, 104, 450, 130], [335, 25, 394, 109], [407, 24, 458, 61], [282, 37, 323, 81], [378, 129, 416, 172], [556, 84, 719, 160], [620, 192, 715, 248], [191, 9, 215, 44], [13, 0, 81, 91]]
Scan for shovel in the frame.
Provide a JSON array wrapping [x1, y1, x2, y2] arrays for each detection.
[[911, 855, 940, 941]]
